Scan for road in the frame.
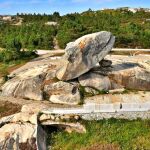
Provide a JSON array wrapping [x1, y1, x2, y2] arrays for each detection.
[[36, 48, 150, 55]]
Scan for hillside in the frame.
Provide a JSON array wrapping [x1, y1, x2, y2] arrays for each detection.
[[0, 8, 150, 50]]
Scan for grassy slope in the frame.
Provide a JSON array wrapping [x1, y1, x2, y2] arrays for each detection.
[[49, 119, 150, 150]]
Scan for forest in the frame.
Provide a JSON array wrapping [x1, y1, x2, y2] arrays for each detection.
[[0, 8, 150, 52]]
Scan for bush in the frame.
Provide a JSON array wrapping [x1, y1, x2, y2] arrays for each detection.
[[0, 39, 37, 63]]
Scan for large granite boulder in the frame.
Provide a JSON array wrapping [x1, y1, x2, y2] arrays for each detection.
[[56, 31, 115, 81], [109, 62, 150, 90], [1, 53, 61, 101], [91, 56, 150, 91], [1, 65, 48, 100], [78, 72, 111, 91]]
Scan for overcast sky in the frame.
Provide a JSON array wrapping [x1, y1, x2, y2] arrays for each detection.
[[0, 0, 150, 15]]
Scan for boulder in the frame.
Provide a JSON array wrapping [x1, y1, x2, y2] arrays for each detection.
[[2, 65, 49, 100], [56, 31, 115, 81], [78, 72, 111, 91], [44, 81, 81, 105], [108, 62, 150, 90], [1, 53, 61, 101], [91, 57, 150, 91], [0, 123, 37, 150]]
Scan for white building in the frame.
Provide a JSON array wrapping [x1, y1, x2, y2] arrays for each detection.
[[45, 21, 58, 26], [2, 16, 12, 21]]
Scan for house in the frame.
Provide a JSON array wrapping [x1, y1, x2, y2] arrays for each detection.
[[2, 16, 12, 21], [45, 21, 58, 26]]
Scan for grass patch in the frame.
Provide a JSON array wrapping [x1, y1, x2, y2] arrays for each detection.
[[0, 57, 36, 78], [49, 119, 150, 150], [78, 85, 109, 104]]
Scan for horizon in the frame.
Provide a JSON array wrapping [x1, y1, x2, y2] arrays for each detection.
[[0, 0, 150, 15]]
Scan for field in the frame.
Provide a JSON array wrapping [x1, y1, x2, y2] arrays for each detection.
[[49, 119, 150, 150]]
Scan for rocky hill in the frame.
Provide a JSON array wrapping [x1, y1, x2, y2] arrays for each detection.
[[0, 31, 150, 149]]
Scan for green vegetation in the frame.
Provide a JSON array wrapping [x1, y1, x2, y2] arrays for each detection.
[[78, 85, 108, 101], [49, 119, 150, 150], [0, 38, 37, 78], [0, 9, 150, 50], [0, 39, 37, 63], [57, 9, 150, 49]]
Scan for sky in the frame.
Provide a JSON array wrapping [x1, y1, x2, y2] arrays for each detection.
[[0, 0, 150, 15]]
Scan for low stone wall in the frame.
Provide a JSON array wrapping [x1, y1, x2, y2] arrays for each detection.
[[81, 111, 150, 120], [41, 102, 150, 120]]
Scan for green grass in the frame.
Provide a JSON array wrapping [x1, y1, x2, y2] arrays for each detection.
[[0, 57, 36, 79], [49, 119, 150, 150]]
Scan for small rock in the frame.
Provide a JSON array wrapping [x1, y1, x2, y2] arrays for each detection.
[[99, 59, 112, 67], [39, 114, 51, 122], [50, 115, 55, 120], [74, 115, 80, 120], [55, 117, 60, 122]]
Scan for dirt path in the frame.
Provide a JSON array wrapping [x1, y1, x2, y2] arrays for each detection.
[[0, 101, 21, 118]]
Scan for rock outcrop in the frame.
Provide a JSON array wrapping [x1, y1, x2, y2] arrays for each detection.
[[91, 58, 150, 91], [0, 123, 37, 150], [1, 31, 150, 103], [56, 31, 115, 81], [2, 65, 49, 100], [1, 54, 61, 101], [44, 81, 80, 105], [0, 103, 85, 150], [79, 72, 111, 91], [108, 62, 150, 90]]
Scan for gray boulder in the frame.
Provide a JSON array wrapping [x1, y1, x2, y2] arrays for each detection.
[[108, 62, 150, 91], [2, 65, 48, 100], [78, 72, 111, 92], [56, 31, 115, 81], [44, 81, 81, 105], [91, 57, 150, 91], [0, 123, 37, 150]]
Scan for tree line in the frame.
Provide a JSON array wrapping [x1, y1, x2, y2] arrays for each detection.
[[0, 9, 150, 53]]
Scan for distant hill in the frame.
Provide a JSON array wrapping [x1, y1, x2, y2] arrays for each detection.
[[0, 8, 150, 49]]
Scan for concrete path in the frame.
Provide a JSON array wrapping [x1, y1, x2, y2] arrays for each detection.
[[36, 48, 150, 56]]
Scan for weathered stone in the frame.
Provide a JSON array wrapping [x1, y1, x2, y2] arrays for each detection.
[[39, 114, 51, 122], [21, 103, 50, 113], [1, 53, 61, 101], [44, 81, 81, 105], [90, 58, 150, 91], [74, 115, 80, 120], [0, 112, 37, 125], [41, 121, 86, 133], [55, 117, 60, 122], [2, 65, 49, 100], [79, 72, 111, 91], [50, 115, 55, 120], [56, 31, 115, 81], [0, 123, 36, 150], [108, 62, 150, 90], [99, 59, 112, 67]]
